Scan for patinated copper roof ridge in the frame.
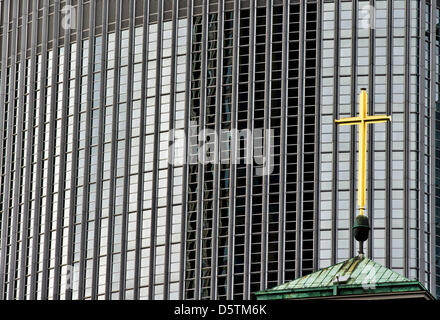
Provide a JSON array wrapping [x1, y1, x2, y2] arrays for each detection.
[[262, 255, 414, 292]]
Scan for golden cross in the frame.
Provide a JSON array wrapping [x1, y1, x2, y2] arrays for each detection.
[[335, 89, 391, 216]]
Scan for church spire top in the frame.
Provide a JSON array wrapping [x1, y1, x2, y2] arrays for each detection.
[[335, 89, 391, 254]]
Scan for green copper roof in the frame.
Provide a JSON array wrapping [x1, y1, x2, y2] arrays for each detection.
[[255, 256, 435, 300]]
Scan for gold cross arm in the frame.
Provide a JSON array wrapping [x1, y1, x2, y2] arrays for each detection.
[[335, 115, 391, 126], [334, 89, 391, 216]]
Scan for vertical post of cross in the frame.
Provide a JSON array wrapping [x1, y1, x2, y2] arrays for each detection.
[[359, 89, 367, 216]]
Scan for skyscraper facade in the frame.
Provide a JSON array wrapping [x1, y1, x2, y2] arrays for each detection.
[[318, 0, 439, 298], [0, 0, 438, 300]]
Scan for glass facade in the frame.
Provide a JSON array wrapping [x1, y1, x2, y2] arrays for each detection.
[[0, 0, 438, 300], [319, 0, 438, 298], [184, 1, 318, 299], [0, 0, 186, 300]]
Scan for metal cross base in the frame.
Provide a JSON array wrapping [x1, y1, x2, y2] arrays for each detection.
[[358, 241, 365, 259]]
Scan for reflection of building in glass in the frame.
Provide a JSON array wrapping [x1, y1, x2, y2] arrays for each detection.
[[0, 0, 438, 300]]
